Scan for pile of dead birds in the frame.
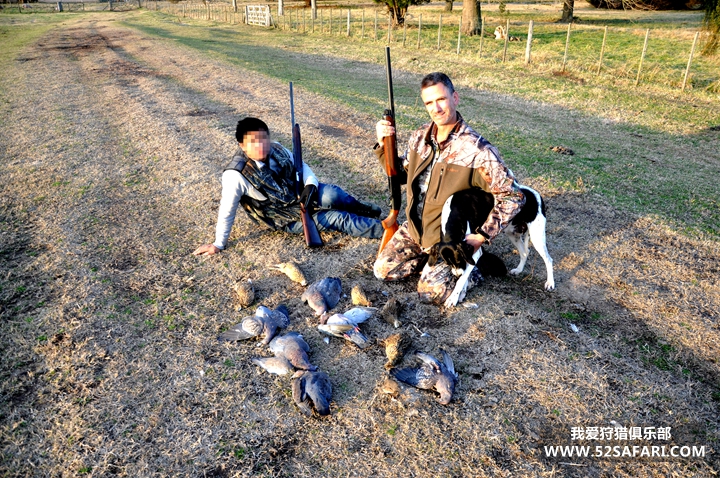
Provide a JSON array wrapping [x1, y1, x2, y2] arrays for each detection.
[[219, 261, 458, 417]]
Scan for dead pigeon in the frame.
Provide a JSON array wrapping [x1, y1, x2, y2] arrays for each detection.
[[381, 297, 402, 329], [251, 356, 294, 375], [292, 370, 332, 416], [351, 284, 371, 306], [268, 332, 317, 371], [233, 280, 255, 308], [218, 305, 290, 345], [271, 261, 308, 286], [382, 331, 413, 370], [317, 307, 377, 349], [390, 349, 458, 405], [301, 277, 342, 319]]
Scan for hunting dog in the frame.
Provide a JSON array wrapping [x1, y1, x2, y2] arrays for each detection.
[[428, 185, 555, 308]]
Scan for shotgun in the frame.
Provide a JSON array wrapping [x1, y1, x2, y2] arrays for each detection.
[[378, 46, 402, 256], [290, 82, 323, 248]]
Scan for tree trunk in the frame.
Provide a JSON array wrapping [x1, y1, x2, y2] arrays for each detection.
[[388, 5, 407, 26], [560, 0, 574, 22], [461, 0, 482, 35], [444, 0, 453, 12], [702, 0, 719, 55]]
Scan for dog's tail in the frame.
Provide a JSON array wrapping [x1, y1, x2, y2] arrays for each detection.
[[478, 251, 507, 277]]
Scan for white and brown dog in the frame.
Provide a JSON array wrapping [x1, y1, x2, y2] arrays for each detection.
[[428, 185, 555, 308]]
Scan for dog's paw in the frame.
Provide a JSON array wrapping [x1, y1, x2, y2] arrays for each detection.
[[444, 286, 465, 308], [544, 281, 555, 291], [444, 294, 459, 308], [509, 267, 523, 276]]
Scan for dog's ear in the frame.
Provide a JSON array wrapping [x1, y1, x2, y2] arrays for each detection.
[[439, 244, 461, 270], [460, 242, 477, 266], [427, 244, 440, 267]]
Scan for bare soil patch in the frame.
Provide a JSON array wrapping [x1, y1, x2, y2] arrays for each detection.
[[1, 13, 718, 477]]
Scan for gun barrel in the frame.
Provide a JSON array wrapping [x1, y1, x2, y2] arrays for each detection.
[[385, 47, 395, 120]]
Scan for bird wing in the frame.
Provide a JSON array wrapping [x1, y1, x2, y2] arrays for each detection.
[[318, 277, 342, 311], [324, 313, 350, 326], [415, 352, 443, 372], [390, 366, 434, 390], [440, 349, 458, 378], [251, 357, 293, 375], [291, 374, 313, 417], [272, 305, 291, 328], [318, 323, 354, 338], [218, 317, 260, 341], [341, 307, 377, 324]]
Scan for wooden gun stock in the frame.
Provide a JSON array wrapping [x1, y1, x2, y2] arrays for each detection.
[[378, 110, 402, 257], [300, 203, 323, 248]]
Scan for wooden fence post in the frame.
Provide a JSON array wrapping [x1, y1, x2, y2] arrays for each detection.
[[635, 28, 649, 87], [374, 10, 378, 41], [347, 9, 351, 37], [478, 16, 484, 57], [311, 0, 316, 20], [387, 16, 392, 44], [361, 10, 364, 39], [330, 8, 333, 35], [681, 31, 699, 92], [417, 14, 422, 49], [525, 20, 533, 64], [561, 22, 571, 72], [403, 20, 407, 47], [502, 18, 510, 62], [456, 19, 462, 55], [437, 15, 443, 50], [596, 26, 608, 75]]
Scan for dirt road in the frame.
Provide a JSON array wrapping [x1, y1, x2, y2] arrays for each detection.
[[1, 13, 718, 477]]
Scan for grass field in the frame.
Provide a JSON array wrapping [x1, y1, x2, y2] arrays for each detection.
[[1, 6, 719, 477]]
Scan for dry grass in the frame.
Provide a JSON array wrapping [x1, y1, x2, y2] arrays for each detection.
[[1, 12, 719, 478]]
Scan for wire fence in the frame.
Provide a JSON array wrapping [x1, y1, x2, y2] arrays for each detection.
[[0, 0, 138, 12], [169, 2, 718, 92], [6, 0, 716, 92]]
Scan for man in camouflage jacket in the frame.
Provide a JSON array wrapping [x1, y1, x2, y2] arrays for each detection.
[[373, 72, 525, 304]]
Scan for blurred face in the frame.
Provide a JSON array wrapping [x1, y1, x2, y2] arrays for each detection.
[[241, 130, 270, 161], [420, 83, 459, 128]]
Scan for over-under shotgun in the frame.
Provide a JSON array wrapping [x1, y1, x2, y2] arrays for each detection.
[[378, 46, 402, 256], [290, 82, 323, 248]]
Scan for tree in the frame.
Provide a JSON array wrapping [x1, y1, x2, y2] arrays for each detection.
[[461, 0, 482, 35], [560, 0, 574, 22], [374, 0, 431, 26], [703, 0, 720, 55]]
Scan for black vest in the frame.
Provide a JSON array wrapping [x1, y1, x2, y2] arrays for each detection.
[[225, 143, 302, 230]]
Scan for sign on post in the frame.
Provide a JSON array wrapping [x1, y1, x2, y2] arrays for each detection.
[[246, 5, 272, 27]]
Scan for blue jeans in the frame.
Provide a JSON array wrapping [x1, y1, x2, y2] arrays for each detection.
[[282, 183, 383, 239]]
